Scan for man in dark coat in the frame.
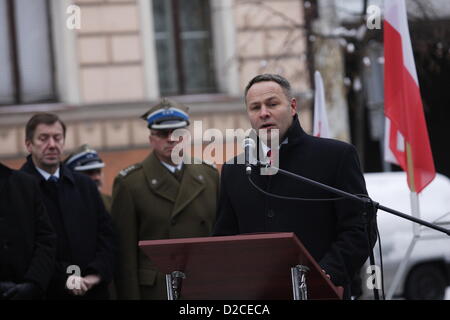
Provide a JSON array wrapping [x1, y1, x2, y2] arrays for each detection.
[[213, 74, 376, 299], [0, 163, 56, 300], [20, 113, 116, 299]]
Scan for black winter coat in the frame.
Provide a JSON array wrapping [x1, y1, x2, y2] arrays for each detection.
[[0, 163, 56, 296], [214, 116, 376, 296], [21, 157, 116, 299]]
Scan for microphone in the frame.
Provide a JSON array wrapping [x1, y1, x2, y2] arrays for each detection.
[[243, 137, 256, 175]]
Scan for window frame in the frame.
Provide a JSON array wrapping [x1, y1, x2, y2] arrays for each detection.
[[0, 0, 57, 106], [152, 0, 217, 96]]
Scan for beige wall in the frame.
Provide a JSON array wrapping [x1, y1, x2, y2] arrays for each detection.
[[234, 0, 310, 94], [0, 0, 311, 160], [75, 0, 145, 103], [74, 0, 310, 103]]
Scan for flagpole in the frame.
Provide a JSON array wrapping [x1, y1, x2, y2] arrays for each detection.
[[406, 142, 421, 236], [383, 0, 437, 299], [386, 143, 422, 299], [313, 71, 331, 138]]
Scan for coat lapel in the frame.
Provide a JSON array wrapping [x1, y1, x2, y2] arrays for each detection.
[[21, 158, 82, 256], [58, 166, 83, 256], [143, 153, 179, 203], [0, 163, 11, 193], [171, 164, 205, 218]]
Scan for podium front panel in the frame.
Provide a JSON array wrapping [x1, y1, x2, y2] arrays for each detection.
[[139, 232, 341, 300]]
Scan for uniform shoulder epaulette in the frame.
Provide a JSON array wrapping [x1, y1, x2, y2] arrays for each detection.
[[202, 159, 217, 169], [119, 163, 142, 177]]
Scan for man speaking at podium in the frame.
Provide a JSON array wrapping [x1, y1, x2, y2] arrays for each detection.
[[213, 74, 376, 299]]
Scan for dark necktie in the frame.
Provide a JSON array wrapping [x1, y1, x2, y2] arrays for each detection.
[[173, 168, 183, 181], [45, 175, 59, 200]]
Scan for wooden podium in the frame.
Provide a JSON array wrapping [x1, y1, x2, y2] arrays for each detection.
[[139, 232, 343, 300]]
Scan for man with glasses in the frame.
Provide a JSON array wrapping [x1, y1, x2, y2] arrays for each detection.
[[111, 98, 219, 299]]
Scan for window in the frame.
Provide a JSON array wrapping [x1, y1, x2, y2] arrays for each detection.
[[152, 0, 217, 95], [0, 0, 56, 105]]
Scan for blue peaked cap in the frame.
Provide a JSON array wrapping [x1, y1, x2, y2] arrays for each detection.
[[141, 98, 190, 130], [64, 144, 105, 172]]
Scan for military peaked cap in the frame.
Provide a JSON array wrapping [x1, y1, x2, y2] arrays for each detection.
[[141, 98, 190, 130]]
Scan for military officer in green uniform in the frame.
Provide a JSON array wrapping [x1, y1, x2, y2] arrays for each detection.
[[64, 144, 112, 213], [111, 98, 219, 300]]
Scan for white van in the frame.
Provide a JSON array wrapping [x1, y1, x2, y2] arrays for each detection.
[[360, 172, 450, 300]]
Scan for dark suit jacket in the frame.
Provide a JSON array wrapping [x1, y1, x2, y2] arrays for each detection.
[[214, 116, 376, 296], [0, 163, 56, 296], [21, 157, 116, 299]]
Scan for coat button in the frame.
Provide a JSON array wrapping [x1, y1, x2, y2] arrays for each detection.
[[267, 210, 275, 218], [2, 241, 10, 250]]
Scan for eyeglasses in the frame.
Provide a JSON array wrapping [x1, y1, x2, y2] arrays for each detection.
[[84, 169, 102, 176], [150, 129, 175, 139]]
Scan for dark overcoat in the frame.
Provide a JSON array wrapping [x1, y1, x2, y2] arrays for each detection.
[[21, 157, 116, 299], [214, 116, 376, 296], [0, 163, 56, 296]]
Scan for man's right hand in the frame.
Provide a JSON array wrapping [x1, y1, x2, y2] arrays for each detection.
[[2, 282, 41, 300], [0, 282, 16, 297], [66, 275, 89, 296]]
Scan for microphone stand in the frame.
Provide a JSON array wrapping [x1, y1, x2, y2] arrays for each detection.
[[252, 163, 450, 300]]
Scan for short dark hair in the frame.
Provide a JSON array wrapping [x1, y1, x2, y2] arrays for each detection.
[[244, 74, 292, 102], [25, 113, 66, 142]]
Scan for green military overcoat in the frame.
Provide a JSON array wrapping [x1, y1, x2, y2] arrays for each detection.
[[101, 193, 112, 213], [111, 152, 219, 299]]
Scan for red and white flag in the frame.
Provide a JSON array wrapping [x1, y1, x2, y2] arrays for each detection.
[[384, 0, 435, 193], [313, 71, 331, 138]]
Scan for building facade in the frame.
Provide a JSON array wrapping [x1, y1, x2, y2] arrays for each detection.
[[0, 0, 314, 193]]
